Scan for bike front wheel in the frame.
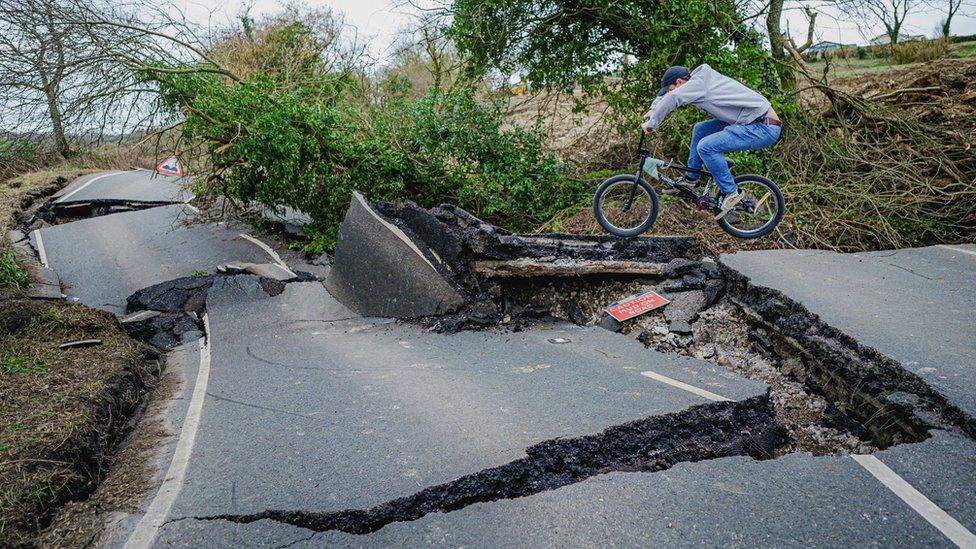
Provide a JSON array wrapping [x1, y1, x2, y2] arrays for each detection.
[[717, 174, 784, 239], [593, 174, 659, 237]]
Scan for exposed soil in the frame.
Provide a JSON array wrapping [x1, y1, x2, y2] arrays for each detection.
[[0, 299, 158, 546], [34, 343, 184, 549], [558, 197, 790, 257]]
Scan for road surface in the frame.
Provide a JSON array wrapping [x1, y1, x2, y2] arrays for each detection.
[[54, 170, 190, 205], [28, 172, 976, 547], [722, 246, 976, 420], [30, 205, 277, 315]]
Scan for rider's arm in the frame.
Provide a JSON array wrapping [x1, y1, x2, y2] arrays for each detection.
[[641, 71, 708, 131]]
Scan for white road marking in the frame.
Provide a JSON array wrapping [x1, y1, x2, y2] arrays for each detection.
[[639, 370, 730, 402], [30, 229, 49, 268], [938, 244, 976, 258], [851, 454, 976, 548], [57, 170, 128, 202], [238, 233, 297, 277], [125, 321, 212, 549], [639, 369, 975, 547]]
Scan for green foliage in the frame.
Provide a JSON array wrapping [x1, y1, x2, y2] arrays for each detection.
[[190, 269, 208, 277], [151, 47, 575, 249], [450, 0, 783, 111], [0, 251, 32, 289]]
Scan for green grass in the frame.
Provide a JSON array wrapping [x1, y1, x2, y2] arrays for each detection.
[[806, 40, 976, 79], [0, 252, 31, 289], [190, 269, 208, 277], [0, 349, 47, 376]]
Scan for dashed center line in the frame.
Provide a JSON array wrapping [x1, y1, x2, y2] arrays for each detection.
[[640, 370, 730, 402], [639, 369, 976, 547]]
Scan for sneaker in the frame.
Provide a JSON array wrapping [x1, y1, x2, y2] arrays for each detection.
[[714, 189, 743, 220]]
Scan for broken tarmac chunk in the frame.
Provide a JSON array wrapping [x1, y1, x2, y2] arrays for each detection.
[[217, 261, 297, 281], [664, 290, 707, 325], [326, 191, 466, 318]]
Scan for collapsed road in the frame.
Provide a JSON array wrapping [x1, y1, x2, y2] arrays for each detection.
[[17, 170, 976, 548]]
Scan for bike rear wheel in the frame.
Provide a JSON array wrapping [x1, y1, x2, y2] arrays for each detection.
[[593, 174, 659, 237], [717, 174, 784, 239]]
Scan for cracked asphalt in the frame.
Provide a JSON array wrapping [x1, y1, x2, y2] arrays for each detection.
[[723, 246, 976, 420], [29, 172, 976, 547]]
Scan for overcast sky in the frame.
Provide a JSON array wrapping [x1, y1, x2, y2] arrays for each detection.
[[179, 0, 976, 61]]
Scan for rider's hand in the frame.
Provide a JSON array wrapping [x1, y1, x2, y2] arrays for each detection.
[[641, 125, 650, 135]]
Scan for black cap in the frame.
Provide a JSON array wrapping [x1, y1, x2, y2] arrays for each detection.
[[657, 66, 692, 96]]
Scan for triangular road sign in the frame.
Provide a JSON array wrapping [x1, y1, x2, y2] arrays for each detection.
[[155, 153, 184, 176]]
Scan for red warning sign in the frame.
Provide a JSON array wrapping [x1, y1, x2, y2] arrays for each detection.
[[605, 290, 670, 321], [155, 153, 184, 176]]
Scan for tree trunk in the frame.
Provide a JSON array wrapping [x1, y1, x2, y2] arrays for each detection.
[[767, 0, 785, 60], [43, 82, 70, 158]]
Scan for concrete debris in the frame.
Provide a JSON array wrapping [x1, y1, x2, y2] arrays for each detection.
[[59, 339, 103, 349], [663, 290, 707, 324], [473, 259, 666, 278], [326, 192, 466, 319], [669, 320, 693, 335], [217, 261, 297, 281]]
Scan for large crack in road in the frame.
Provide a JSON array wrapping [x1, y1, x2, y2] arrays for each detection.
[[194, 395, 781, 534]]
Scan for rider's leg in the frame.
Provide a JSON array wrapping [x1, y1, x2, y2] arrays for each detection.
[[685, 119, 727, 181], [696, 123, 782, 194]]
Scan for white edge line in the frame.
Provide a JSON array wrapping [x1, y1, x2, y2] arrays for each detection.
[[125, 318, 212, 549], [238, 233, 297, 277], [938, 244, 976, 258], [639, 370, 975, 548], [639, 370, 730, 402], [30, 229, 49, 268], [57, 170, 128, 202], [183, 204, 200, 214], [851, 454, 976, 548]]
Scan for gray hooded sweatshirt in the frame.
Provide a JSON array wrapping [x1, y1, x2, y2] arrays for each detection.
[[642, 64, 771, 131]]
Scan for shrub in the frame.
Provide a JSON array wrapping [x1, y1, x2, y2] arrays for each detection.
[[890, 39, 950, 64], [0, 251, 32, 289], [152, 64, 576, 249]]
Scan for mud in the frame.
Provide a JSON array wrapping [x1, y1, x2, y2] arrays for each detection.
[[198, 395, 782, 534]]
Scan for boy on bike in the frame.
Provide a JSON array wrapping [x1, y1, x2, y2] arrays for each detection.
[[641, 65, 781, 219]]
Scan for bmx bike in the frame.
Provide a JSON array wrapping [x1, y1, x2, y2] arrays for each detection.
[[593, 131, 784, 239]]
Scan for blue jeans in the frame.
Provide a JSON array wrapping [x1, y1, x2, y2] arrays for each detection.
[[686, 119, 781, 194]]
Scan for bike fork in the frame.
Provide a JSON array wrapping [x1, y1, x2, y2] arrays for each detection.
[[624, 155, 647, 212]]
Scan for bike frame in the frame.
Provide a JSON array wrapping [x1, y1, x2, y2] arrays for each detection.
[[632, 131, 717, 209]]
